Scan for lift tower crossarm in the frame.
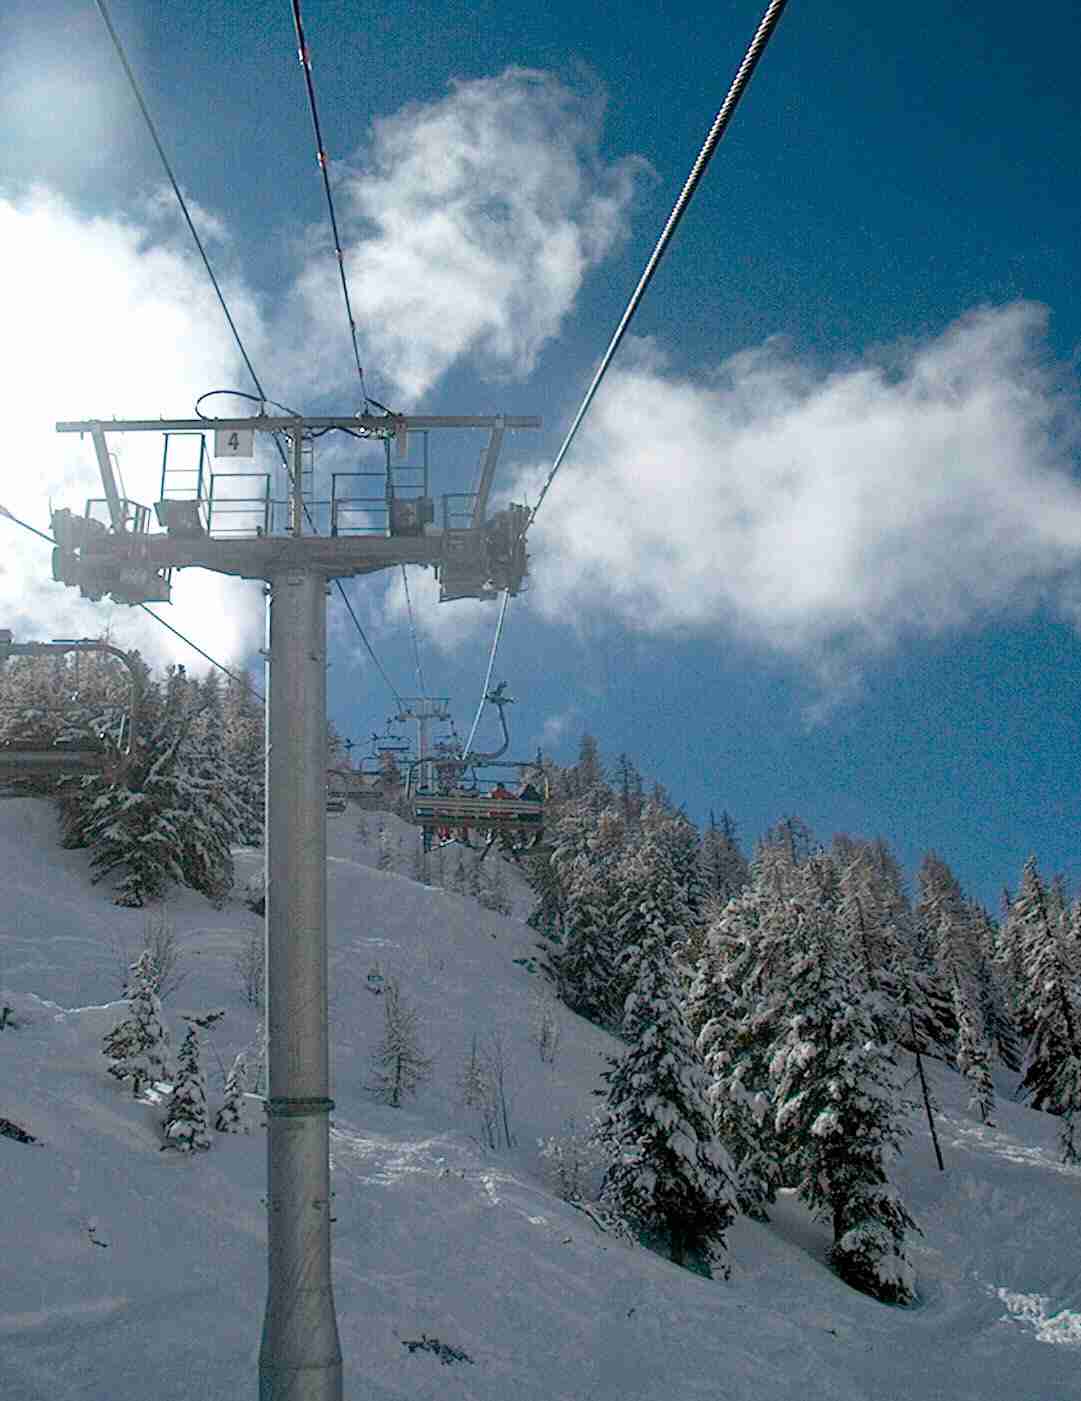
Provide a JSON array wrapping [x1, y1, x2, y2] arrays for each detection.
[[57, 415, 542, 433], [76, 533, 451, 579]]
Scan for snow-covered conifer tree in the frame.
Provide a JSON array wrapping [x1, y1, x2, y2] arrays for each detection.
[[215, 1050, 248, 1133], [566, 732, 609, 802], [102, 950, 173, 1096], [688, 844, 801, 1221], [769, 859, 919, 1303], [955, 997, 996, 1125], [162, 1025, 211, 1152], [544, 808, 625, 1024], [64, 666, 241, 906], [755, 816, 817, 897], [968, 902, 1022, 1071], [476, 857, 512, 915], [700, 811, 750, 908], [181, 673, 247, 902], [1008, 858, 1076, 1054], [367, 979, 433, 1107], [918, 855, 995, 1121], [1013, 865, 1081, 1163], [222, 671, 265, 845], [614, 753, 645, 827], [834, 841, 911, 1046], [604, 806, 699, 1021], [594, 914, 737, 1271]]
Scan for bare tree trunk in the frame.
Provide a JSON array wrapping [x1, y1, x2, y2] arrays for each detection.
[[910, 1011, 945, 1172]]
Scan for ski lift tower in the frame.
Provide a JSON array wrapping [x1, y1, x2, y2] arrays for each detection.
[[394, 696, 451, 793], [52, 409, 538, 1401]]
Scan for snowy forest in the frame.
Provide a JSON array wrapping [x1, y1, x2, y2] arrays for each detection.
[[3, 649, 1080, 1306]]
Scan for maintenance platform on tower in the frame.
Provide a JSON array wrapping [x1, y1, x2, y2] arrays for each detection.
[[51, 412, 540, 603]]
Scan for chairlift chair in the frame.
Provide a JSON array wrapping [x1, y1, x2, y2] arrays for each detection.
[[0, 636, 140, 785], [407, 759, 548, 858]]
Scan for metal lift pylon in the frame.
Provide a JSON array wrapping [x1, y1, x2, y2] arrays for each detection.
[[51, 410, 539, 1401]]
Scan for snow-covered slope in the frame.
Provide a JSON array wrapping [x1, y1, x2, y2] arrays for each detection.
[[1, 798, 1079, 1400]]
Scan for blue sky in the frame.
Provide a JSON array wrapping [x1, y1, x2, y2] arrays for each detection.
[[4, 0, 1081, 909]]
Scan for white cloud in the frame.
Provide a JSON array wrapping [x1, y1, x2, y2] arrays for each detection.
[[380, 565, 495, 656], [0, 188, 265, 670], [140, 184, 232, 247], [538, 708, 577, 750], [521, 304, 1081, 693], [291, 68, 646, 402]]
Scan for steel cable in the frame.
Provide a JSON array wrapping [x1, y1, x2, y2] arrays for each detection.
[[463, 0, 791, 745], [290, 0, 369, 406], [528, 0, 791, 526], [92, 1, 406, 711], [0, 506, 264, 700], [462, 588, 510, 760]]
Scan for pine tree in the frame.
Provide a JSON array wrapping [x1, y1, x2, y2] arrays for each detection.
[[917, 854, 995, 1121], [604, 807, 700, 1021], [543, 807, 626, 1023], [478, 858, 512, 916], [594, 923, 737, 1271], [955, 996, 996, 1125], [102, 950, 173, 1096], [163, 1025, 212, 1152], [63, 666, 241, 906], [1008, 858, 1077, 1057], [569, 732, 608, 801], [644, 805, 705, 926], [215, 1051, 248, 1133], [700, 811, 750, 908], [222, 671, 265, 845], [614, 753, 645, 828], [769, 860, 919, 1303], [457, 1032, 499, 1149], [689, 875, 790, 1221], [367, 979, 433, 1107], [900, 854, 959, 1063], [1013, 865, 1081, 1161], [756, 816, 817, 895], [180, 674, 246, 903], [969, 902, 1022, 1071]]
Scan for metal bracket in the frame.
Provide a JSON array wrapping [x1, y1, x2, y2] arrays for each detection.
[[264, 1096, 335, 1118]]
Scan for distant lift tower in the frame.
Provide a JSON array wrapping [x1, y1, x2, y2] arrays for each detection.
[[394, 696, 452, 792], [52, 410, 539, 1401]]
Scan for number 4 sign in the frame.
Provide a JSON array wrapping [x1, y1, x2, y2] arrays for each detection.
[[213, 428, 254, 457]]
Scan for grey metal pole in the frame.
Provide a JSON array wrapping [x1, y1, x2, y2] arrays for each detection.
[[260, 569, 343, 1401], [290, 427, 305, 538], [418, 710, 431, 793]]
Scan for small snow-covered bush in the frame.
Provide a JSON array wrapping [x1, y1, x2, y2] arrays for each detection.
[[242, 868, 266, 916], [103, 950, 173, 1097], [162, 1024, 211, 1153], [530, 994, 562, 1065], [233, 931, 265, 1009], [538, 1113, 606, 1202], [366, 979, 433, 1107], [215, 1051, 248, 1134]]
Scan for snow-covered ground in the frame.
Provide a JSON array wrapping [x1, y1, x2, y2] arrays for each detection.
[[1, 797, 1079, 1400]]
